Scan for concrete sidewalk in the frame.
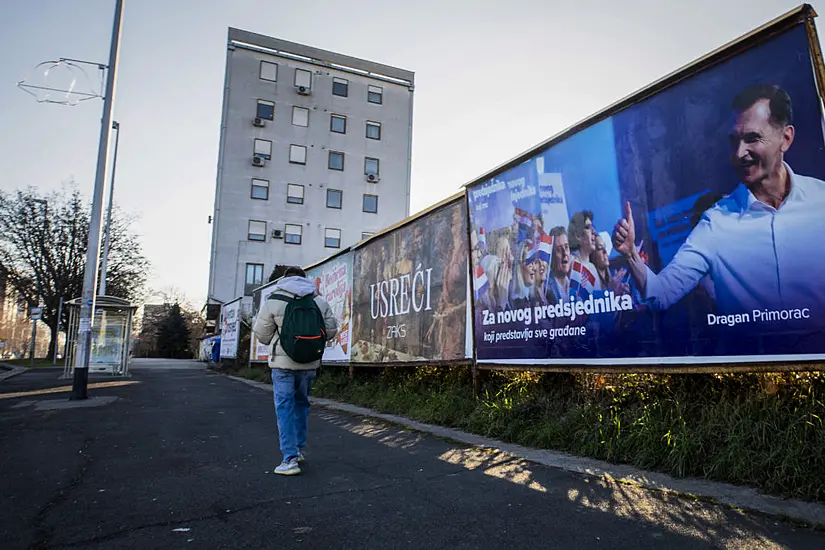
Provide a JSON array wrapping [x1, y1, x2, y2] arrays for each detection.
[[1, 362, 823, 549]]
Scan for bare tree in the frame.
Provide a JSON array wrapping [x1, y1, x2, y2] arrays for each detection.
[[0, 184, 150, 359]]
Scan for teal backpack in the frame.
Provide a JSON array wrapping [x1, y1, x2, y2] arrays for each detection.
[[270, 294, 327, 363]]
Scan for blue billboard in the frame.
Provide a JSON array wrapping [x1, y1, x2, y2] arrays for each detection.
[[467, 22, 825, 365]]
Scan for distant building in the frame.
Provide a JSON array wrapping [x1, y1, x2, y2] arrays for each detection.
[[0, 280, 51, 359], [207, 28, 415, 309]]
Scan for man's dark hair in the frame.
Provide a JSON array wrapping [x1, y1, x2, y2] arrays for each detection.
[[732, 84, 793, 127], [548, 225, 567, 239], [285, 266, 306, 278], [567, 210, 593, 251]]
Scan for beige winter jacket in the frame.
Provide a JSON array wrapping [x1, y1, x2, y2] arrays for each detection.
[[252, 276, 338, 371]]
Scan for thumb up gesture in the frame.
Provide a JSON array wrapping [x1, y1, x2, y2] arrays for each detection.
[[612, 201, 637, 257]]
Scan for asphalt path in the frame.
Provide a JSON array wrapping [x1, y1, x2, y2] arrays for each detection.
[[1, 359, 823, 549]]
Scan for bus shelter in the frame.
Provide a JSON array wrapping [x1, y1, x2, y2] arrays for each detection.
[[63, 296, 136, 377]]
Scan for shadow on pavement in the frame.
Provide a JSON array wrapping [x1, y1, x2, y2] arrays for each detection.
[[0, 366, 821, 549]]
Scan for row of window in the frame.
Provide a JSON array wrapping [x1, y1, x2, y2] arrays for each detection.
[[256, 102, 383, 140], [259, 61, 384, 104], [251, 178, 354, 210], [247, 219, 377, 246], [253, 140, 381, 175]]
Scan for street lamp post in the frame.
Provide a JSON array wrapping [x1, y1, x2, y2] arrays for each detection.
[[71, 0, 124, 400], [99, 120, 120, 297]]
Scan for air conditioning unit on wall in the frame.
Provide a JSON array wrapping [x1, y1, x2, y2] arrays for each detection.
[[271, 229, 283, 239], [366, 173, 380, 183], [253, 117, 266, 127], [295, 85, 311, 95], [252, 157, 265, 167]]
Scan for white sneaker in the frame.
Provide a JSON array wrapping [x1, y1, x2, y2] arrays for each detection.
[[274, 458, 301, 476]]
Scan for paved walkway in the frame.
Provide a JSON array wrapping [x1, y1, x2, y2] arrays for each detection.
[[1, 359, 823, 549]]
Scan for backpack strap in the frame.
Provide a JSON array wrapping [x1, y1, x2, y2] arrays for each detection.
[[270, 294, 294, 303]]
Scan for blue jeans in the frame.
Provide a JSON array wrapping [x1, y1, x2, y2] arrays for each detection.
[[271, 368, 317, 461]]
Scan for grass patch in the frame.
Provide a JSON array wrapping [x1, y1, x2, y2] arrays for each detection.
[[311, 366, 825, 503], [1, 358, 60, 368], [212, 360, 272, 384]]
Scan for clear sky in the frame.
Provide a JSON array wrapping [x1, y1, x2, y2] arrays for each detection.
[[0, 0, 819, 307]]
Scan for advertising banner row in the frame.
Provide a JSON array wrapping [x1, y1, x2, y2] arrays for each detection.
[[243, 10, 825, 370], [250, 198, 471, 365]]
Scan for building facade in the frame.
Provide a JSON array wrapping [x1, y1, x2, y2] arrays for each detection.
[[207, 28, 415, 307]]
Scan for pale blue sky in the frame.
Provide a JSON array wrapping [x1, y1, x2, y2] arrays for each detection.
[[0, 0, 818, 306]]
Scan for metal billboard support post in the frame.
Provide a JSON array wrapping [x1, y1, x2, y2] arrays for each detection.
[[71, 0, 124, 401], [99, 120, 120, 297]]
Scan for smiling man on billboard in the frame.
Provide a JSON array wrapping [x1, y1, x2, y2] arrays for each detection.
[[612, 84, 825, 325]]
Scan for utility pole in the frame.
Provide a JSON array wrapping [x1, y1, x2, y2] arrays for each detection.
[[71, 0, 124, 400], [30, 306, 42, 367], [29, 319, 37, 366], [99, 120, 120, 297]]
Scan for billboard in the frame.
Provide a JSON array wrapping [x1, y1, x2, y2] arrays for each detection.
[[306, 252, 353, 362], [467, 20, 825, 365], [250, 280, 280, 363], [351, 198, 469, 363], [220, 298, 241, 359]]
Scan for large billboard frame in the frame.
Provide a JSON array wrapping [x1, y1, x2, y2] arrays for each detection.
[[349, 192, 473, 368], [219, 297, 242, 360], [304, 246, 354, 365], [463, 4, 825, 373]]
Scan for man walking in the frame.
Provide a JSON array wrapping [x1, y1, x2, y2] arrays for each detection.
[[253, 266, 338, 475]]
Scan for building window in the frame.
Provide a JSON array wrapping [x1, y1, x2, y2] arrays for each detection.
[[361, 232, 374, 240], [366, 121, 381, 140], [325, 228, 341, 249], [328, 151, 344, 171], [248, 220, 267, 241], [330, 114, 346, 134], [332, 77, 348, 97], [245, 263, 264, 295], [256, 100, 274, 120], [289, 144, 307, 165], [294, 68, 312, 90], [251, 178, 269, 200], [287, 184, 304, 205], [259, 61, 278, 82], [292, 106, 309, 127], [363, 194, 378, 213], [364, 157, 380, 175], [254, 139, 272, 160], [285, 223, 302, 245], [368, 85, 383, 104], [326, 189, 342, 209]]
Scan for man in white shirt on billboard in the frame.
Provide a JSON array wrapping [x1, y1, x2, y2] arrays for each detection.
[[612, 84, 825, 321]]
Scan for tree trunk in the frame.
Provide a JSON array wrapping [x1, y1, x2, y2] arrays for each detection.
[[47, 321, 58, 361]]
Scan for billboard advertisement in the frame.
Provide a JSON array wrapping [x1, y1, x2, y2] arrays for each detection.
[[306, 252, 353, 362], [250, 280, 280, 362], [351, 198, 469, 363], [220, 298, 241, 359], [467, 22, 825, 365]]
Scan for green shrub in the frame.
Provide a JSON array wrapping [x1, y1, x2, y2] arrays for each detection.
[[312, 367, 825, 502]]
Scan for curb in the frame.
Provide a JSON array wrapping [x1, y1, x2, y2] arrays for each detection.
[[0, 363, 28, 382], [224, 373, 825, 528]]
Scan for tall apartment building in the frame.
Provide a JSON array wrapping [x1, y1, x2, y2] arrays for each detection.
[[207, 28, 415, 308]]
